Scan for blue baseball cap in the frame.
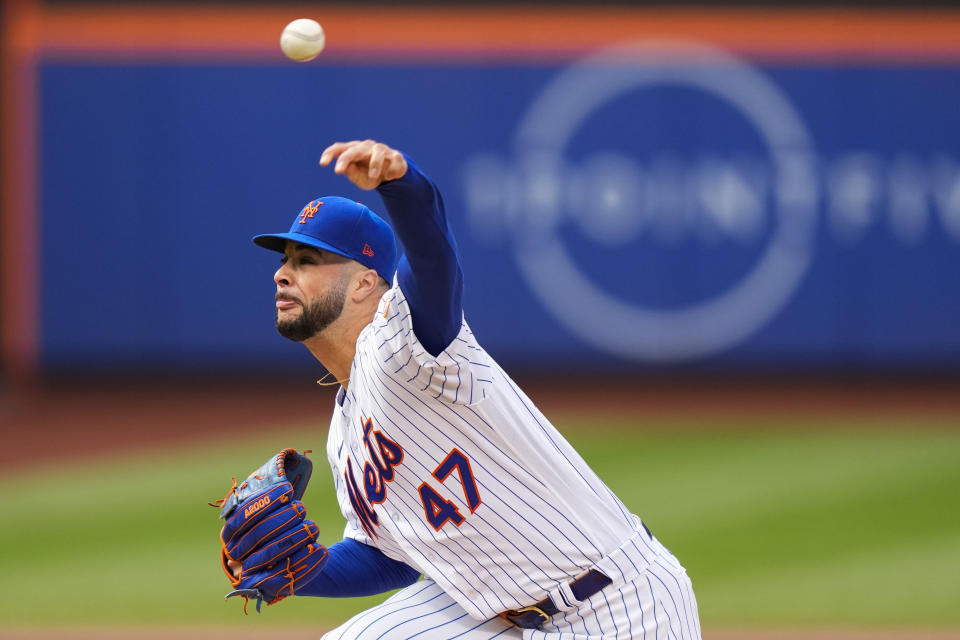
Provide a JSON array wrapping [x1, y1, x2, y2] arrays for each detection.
[[253, 196, 397, 282]]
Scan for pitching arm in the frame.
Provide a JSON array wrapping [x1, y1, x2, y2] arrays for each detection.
[[319, 140, 464, 357], [376, 155, 464, 357]]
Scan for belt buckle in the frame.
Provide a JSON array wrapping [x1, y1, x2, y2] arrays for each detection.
[[504, 605, 550, 629]]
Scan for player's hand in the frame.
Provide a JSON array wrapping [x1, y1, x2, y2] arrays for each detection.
[[319, 140, 408, 190]]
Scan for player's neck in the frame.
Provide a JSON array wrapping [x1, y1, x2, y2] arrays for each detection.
[[303, 332, 354, 389], [302, 305, 374, 389]]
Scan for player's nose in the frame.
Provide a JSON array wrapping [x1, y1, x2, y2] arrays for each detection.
[[274, 263, 292, 286]]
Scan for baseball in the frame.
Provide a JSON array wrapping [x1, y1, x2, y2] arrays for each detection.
[[280, 18, 325, 62]]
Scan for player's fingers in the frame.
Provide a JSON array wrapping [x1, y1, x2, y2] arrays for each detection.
[[319, 140, 362, 167], [367, 143, 390, 179], [369, 144, 407, 181], [344, 164, 372, 188], [334, 139, 375, 174], [319, 142, 349, 167]]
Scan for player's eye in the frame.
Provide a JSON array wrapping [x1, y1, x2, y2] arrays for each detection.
[[299, 256, 316, 265], [279, 256, 288, 265]]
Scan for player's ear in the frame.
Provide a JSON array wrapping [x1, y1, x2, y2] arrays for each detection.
[[350, 267, 381, 303]]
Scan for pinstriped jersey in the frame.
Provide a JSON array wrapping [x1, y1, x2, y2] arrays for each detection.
[[326, 281, 637, 621]]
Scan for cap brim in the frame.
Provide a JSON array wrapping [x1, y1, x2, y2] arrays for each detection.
[[252, 232, 354, 263]]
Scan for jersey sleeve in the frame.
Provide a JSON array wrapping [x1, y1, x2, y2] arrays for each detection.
[[369, 283, 493, 406]]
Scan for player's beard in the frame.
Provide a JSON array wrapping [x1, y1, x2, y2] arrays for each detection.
[[275, 279, 348, 342]]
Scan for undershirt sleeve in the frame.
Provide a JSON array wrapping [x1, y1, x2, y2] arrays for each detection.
[[376, 155, 464, 358], [295, 538, 421, 598]]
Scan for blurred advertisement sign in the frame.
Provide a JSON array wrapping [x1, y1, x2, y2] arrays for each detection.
[[464, 41, 818, 361], [461, 41, 960, 366]]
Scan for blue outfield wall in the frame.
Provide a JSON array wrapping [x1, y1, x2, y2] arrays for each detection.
[[39, 48, 960, 373]]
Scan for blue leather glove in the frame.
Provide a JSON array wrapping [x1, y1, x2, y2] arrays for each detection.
[[211, 449, 329, 613]]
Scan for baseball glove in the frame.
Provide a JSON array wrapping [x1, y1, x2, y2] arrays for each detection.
[[210, 448, 329, 613]]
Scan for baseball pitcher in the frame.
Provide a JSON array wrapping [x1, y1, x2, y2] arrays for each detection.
[[214, 140, 701, 639]]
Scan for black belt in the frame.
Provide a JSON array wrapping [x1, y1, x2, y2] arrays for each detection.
[[502, 521, 653, 630], [502, 569, 612, 629]]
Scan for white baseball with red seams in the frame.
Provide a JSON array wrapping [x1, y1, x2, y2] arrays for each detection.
[[321, 281, 702, 639], [280, 18, 325, 62]]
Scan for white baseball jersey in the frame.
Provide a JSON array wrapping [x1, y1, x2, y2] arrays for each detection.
[[323, 281, 701, 639]]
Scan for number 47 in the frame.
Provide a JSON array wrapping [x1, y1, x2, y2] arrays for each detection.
[[418, 448, 482, 531]]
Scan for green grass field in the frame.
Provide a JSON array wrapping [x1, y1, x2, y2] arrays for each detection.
[[2, 415, 958, 631]]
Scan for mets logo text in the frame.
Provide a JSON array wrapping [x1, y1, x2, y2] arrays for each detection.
[[343, 417, 405, 540], [299, 200, 322, 224]]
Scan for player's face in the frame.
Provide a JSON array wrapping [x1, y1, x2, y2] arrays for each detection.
[[274, 243, 351, 342]]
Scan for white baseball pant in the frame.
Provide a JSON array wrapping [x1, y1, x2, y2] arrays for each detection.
[[322, 523, 701, 640]]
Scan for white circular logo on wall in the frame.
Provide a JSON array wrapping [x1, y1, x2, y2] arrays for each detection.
[[509, 40, 818, 362]]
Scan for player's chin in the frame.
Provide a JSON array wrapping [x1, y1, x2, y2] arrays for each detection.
[[276, 316, 312, 342], [275, 305, 299, 323]]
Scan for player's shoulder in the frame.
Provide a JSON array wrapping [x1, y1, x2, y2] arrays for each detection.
[[361, 281, 495, 406], [362, 281, 408, 348]]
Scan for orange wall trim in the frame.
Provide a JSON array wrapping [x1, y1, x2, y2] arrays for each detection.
[[8, 7, 960, 62]]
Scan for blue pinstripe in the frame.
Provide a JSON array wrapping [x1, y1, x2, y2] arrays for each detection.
[[635, 579, 647, 640], [635, 536, 700, 639], [378, 602, 460, 640], [500, 374, 634, 526], [401, 608, 469, 639], [462, 398, 633, 527], [332, 581, 439, 640]]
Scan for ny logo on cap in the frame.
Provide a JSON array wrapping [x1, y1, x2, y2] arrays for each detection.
[[299, 200, 323, 224], [362, 244, 375, 257]]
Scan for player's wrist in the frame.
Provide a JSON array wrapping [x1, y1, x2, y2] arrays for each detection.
[[375, 153, 422, 191]]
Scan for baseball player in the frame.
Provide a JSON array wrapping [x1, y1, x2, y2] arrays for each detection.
[[251, 139, 701, 639]]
